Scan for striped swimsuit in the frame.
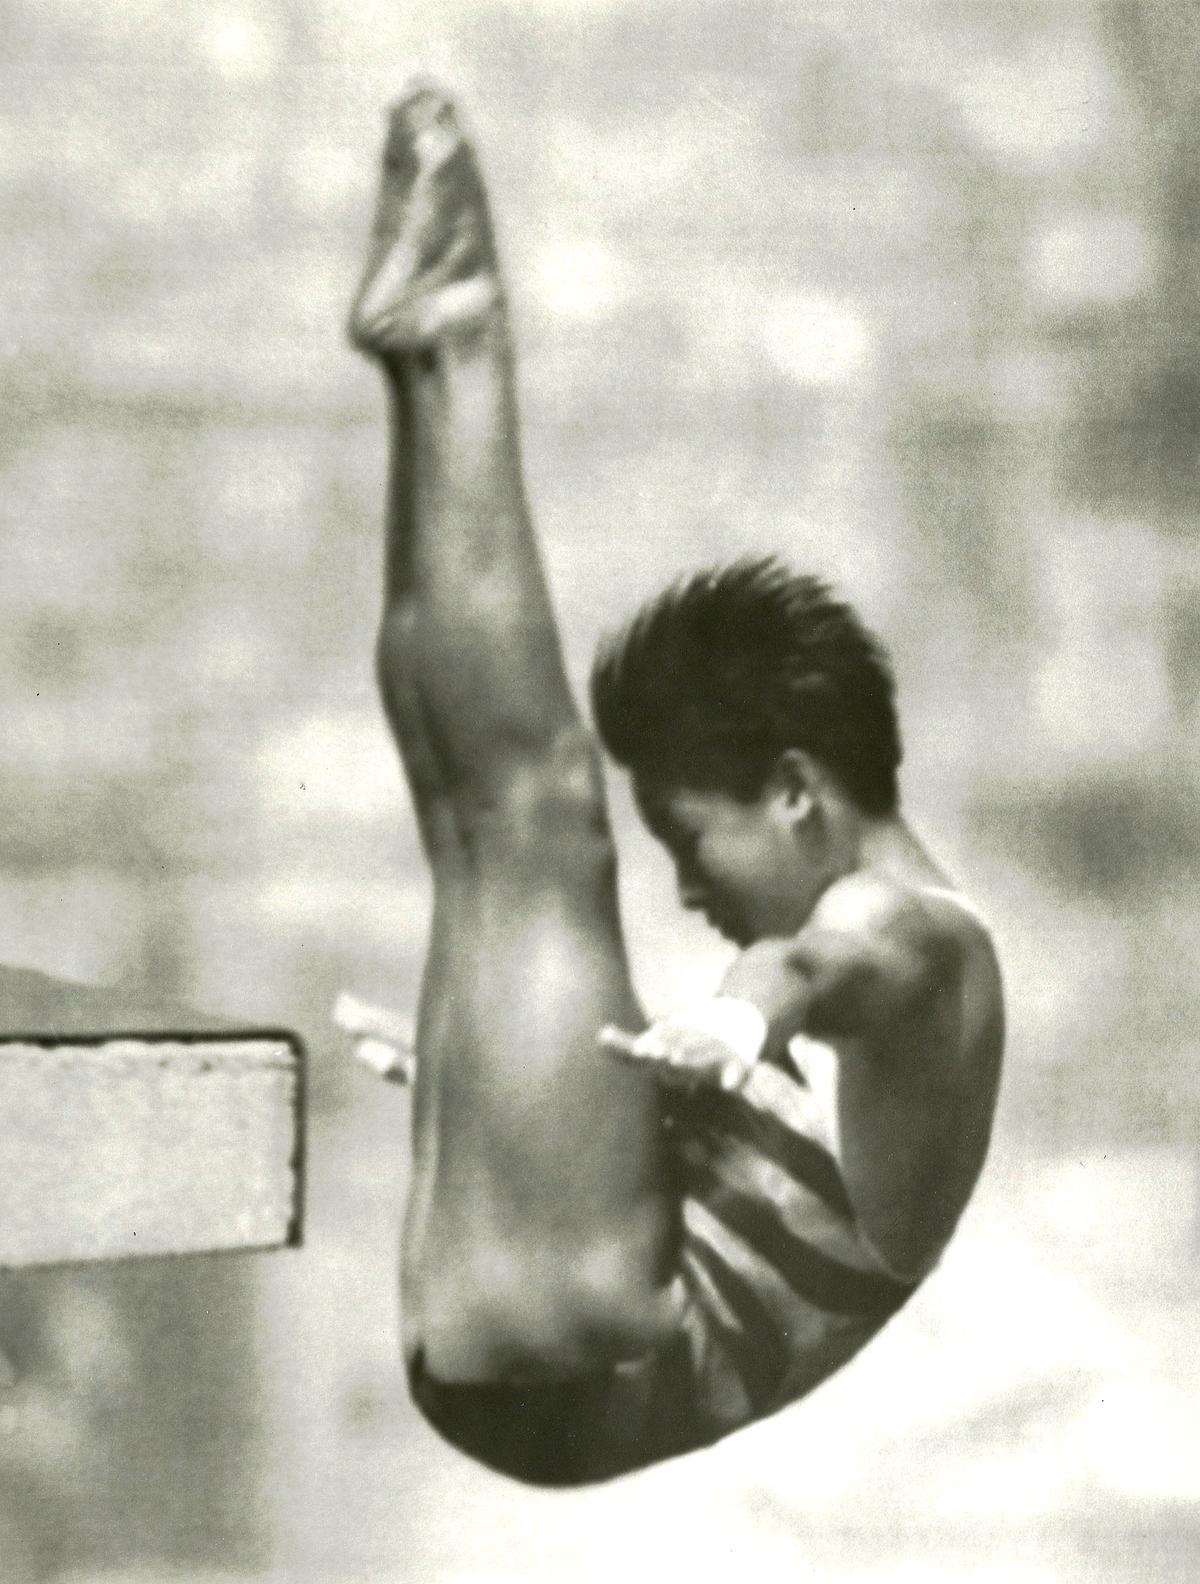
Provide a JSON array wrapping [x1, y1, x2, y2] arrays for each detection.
[[659, 1032, 920, 1442]]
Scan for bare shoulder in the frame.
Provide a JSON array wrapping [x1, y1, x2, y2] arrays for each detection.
[[723, 869, 1001, 1061], [810, 870, 993, 965], [795, 869, 1002, 1046]]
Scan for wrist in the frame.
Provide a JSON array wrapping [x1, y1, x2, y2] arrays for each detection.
[[684, 995, 768, 1072]]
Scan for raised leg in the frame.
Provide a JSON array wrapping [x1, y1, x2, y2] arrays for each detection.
[[349, 87, 679, 1394]]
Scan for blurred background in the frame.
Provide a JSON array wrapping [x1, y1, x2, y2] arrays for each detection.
[[1, 1, 1197, 1579]]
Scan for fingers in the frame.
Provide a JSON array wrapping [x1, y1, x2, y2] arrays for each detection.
[[597, 1020, 739, 1090], [596, 1024, 643, 1058], [597, 1024, 672, 1067], [334, 993, 416, 1085], [718, 1056, 753, 1092], [334, 991, 413, 1045]]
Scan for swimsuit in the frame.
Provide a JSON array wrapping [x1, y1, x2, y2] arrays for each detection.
[[660, 1031, 919, 1443]]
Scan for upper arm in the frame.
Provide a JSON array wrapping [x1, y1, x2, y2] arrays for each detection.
[[721, 880, 953, 1052], [803, 906, 952, 1041]]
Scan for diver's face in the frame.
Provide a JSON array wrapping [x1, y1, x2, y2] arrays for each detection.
[[635, 778, 823, 947]]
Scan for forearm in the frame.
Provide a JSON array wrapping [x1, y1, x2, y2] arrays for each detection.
[[717, 940, 816, 1054]]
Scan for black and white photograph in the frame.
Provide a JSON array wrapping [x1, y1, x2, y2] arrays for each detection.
[[0, 2, 1196, 1580]]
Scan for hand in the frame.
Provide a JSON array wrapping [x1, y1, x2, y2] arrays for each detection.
[[598, 998, 766, 1092], [333, 992, 416, 1085]]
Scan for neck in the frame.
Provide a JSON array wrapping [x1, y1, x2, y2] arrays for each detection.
[[854, 812, 948, 890]]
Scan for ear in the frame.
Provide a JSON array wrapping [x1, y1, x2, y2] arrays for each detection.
[[767, 749, 820, 825]]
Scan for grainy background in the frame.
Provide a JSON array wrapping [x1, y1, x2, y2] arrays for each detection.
[[0, 1, 1197, 1579]]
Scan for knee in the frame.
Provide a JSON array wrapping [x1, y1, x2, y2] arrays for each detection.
[[462, 726, 615, 867], [507, 727, 609, 839]]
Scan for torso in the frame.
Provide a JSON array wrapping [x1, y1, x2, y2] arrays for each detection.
[[661, 873, 1003, 1435]]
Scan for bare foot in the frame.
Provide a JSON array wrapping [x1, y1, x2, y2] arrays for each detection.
[[348, 82, 503, 358]]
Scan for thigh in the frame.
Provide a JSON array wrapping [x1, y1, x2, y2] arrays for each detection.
[[399, 877, 473, 1324], [402, 878, 659, 1364], [400, 860, 642, 1266], [439, 868, 648, 1217], [402, 768, 675, 1381]]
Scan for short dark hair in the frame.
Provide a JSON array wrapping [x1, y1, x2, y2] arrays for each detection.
[[590, 557, 901, 815]]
